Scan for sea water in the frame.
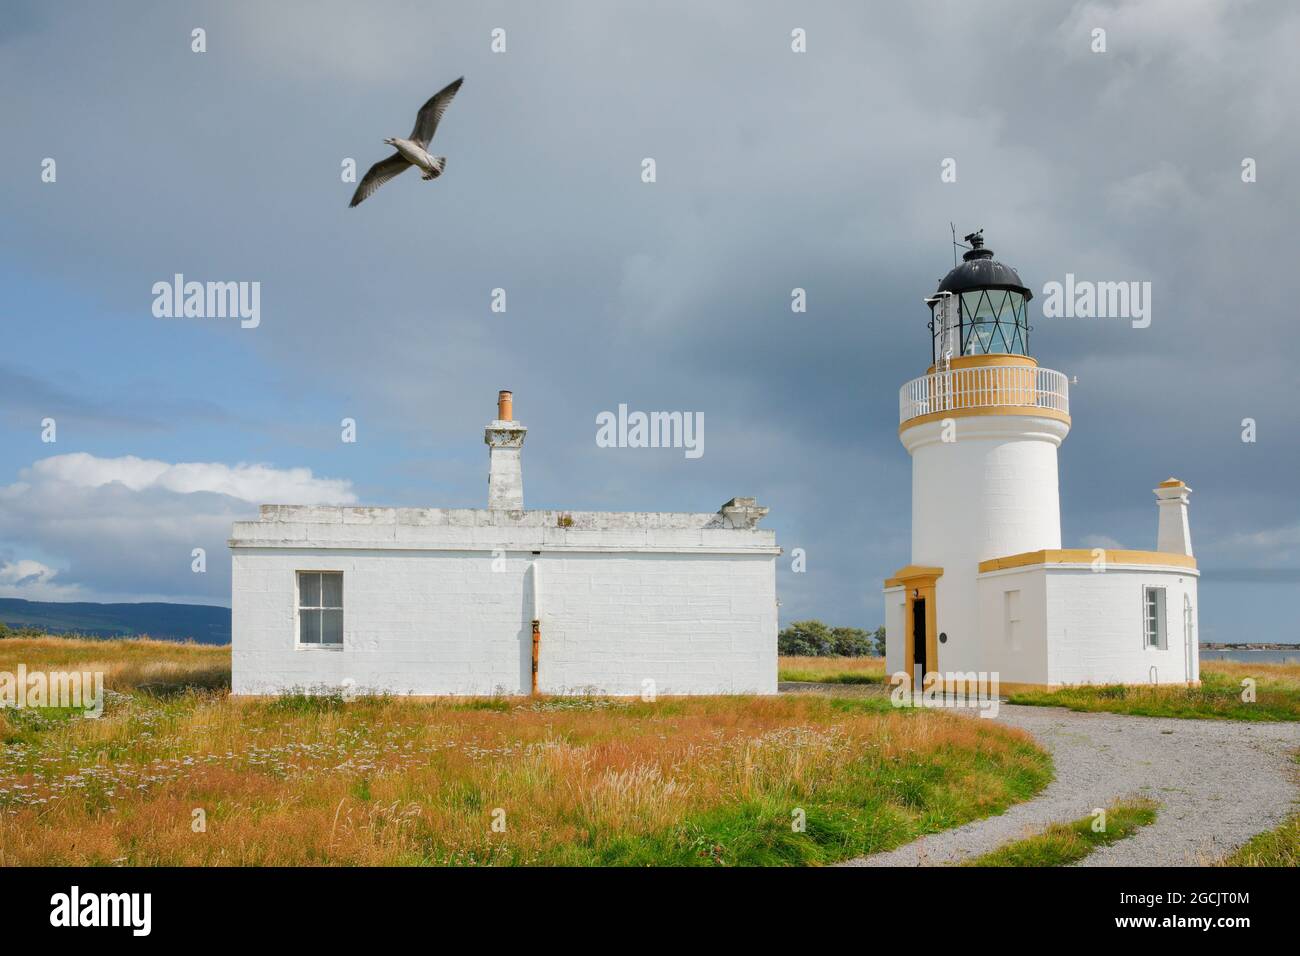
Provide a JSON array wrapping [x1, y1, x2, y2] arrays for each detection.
[[1200, 648, 1300, 664]]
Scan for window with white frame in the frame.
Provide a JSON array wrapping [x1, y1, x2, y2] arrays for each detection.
[[298, 572, 343, 646], [1143, 586, 1166, 649]]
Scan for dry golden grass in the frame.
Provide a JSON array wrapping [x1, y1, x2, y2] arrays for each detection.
[[1201, 659, 1300, 689], [0, 638, 1050, 866], [778, 656, 887, 684], [0, 636, 230, 695]]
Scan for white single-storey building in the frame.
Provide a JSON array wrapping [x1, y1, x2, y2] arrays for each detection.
[[230, 391, 779, 696], [884, 232, 1199, 691]]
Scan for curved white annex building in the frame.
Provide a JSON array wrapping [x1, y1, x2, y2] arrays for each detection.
[[884, 233, 1199, 691]]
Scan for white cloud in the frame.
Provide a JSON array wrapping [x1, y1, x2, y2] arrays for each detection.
[[21, 452, 355, 505], [1081, 534, 1125, 551], [0, 559, 83, 601], [1209, 522, 1300, 568], [0, 454, 356, 604]]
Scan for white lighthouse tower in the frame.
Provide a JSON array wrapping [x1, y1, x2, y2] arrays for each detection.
[[885, 232, 1200, 690]]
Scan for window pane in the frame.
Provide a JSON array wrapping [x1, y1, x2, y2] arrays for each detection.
[[991, 319, 1013, 353], [986, 290, 1008, 321], [321, 572, 343, 608], [966, 323, 994, 354], [1006, 324, 1022, 354], [299, 572, 320, 608], [300, 608, 321, 644], [322, 609, 343, 645], [1144, 588, 1165, 646], [1154, 590, 1166, 646]]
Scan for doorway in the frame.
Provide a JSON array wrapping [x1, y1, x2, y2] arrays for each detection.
[[886, 565, 942, 692], [912, 598, 927, 692]]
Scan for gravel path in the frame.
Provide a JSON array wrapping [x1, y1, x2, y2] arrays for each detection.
[[782, 685, 1299, 866]]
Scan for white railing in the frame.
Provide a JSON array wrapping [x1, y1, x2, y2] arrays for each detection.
[[899, 365, 1069, 425]]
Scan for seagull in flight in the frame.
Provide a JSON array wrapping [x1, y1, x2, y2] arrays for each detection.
[[349, 77, 463, 208]]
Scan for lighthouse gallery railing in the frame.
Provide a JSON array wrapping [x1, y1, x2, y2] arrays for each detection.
[[899, 366, 1069, 425]]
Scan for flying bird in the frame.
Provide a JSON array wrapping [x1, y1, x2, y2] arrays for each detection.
[[349, 77, 463, 208]]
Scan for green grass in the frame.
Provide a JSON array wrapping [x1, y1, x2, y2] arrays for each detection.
[[1007, 663, 1300, 721], [963, 798, 1159, 867], [1222, 813, 1300, 866], [1221, 754, 1300, 866], [570, 735, 1053, 866], [779, 671, 885, 685]]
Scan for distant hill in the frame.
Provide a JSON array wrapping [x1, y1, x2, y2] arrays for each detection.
[[0, 598, 230, 644]]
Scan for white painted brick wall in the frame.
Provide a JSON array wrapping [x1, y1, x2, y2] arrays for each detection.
[[1044, 567, 1199, 686], [975, 567, 1050, 685], [232, 548, 777, 696], [883, 586, 906, 676], [969, 564, 1199, 686], [900, 414, 1068, 672], [890, 564, 1200, 688]]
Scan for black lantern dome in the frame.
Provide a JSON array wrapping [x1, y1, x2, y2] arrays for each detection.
[[929, 230, 1033, 363]]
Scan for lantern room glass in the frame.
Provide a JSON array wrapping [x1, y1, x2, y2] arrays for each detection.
[[931, 289, 1030, 362]]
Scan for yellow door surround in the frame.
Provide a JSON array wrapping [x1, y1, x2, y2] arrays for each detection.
[[886, 565, 943, 688]]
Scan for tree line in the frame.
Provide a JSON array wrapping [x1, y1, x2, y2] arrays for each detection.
[[778, 620, 885, 657]]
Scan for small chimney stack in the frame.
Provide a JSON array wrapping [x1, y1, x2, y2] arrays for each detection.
[[1153, 478, 1193, 557], [485, 390, 527, 511]]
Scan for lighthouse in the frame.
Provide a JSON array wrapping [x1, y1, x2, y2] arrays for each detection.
[[884, 232, 1200, 691]]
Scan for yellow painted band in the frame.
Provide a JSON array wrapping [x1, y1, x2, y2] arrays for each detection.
[[884, 564, 944, 589], [926, 354, 1039, 374], [978, 549, 1197, 573], [900, 406, 1071, 434]]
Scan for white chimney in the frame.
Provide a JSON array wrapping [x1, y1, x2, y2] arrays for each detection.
[[485, 390, 526, 511], [1153, 478, 1193, 556]]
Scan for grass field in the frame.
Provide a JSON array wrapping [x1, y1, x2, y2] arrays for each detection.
[[1006, 661, 1300, 722], [778, 655, 887, 684], [780, 656, 1300, 721], [0, 638, 1050, 866], [963, 798, 1159, 867], [0, 636, 230, 695]]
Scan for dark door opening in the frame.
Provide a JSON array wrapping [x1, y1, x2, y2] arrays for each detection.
[[912, 597, 927, 689]]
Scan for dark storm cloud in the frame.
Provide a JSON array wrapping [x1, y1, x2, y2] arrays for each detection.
[[0, 0, 1296, 623]]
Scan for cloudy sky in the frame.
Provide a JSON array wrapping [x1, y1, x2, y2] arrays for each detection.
[[1, 0, 1296, 641]]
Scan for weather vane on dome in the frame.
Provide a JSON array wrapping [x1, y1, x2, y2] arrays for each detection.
[[950, 224, 984, 266]]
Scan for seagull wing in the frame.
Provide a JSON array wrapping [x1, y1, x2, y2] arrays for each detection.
[[349, 153, 411, 207], [409, 76, 463, 147]]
